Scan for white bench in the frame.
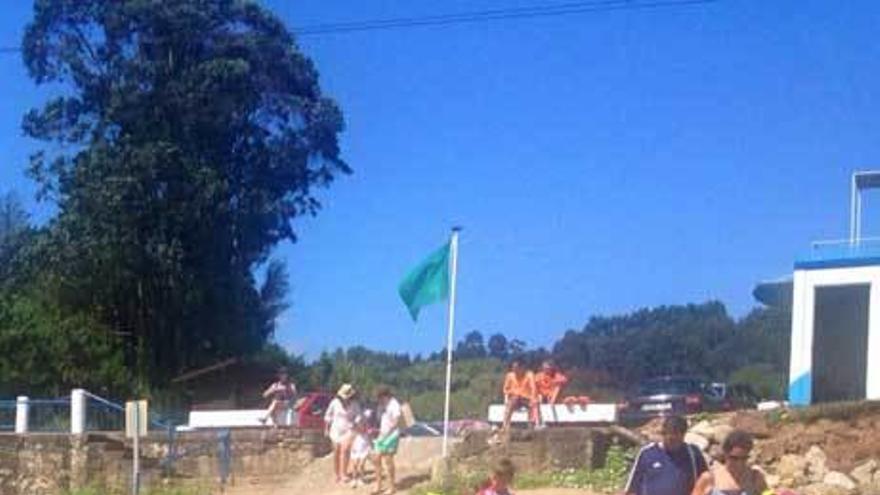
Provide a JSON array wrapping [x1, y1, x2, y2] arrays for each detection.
[[180, 408, 295, 430], [487, 403, 618, 425]]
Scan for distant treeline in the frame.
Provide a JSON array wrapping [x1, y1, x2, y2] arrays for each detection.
[[288, 301, 790, 420]]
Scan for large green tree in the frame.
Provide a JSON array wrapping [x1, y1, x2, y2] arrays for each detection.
[[20, 0, 347, 389], [0, 193, 31, 283]]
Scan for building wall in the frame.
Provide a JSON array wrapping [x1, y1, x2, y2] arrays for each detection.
[[789, 265, 880, 405]]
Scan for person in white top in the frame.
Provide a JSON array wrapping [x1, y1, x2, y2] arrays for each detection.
[[373, 385, 402, 495], [349, 412, 373, 488], [258, 369, 297, 428], [324, 383, 361, 483]]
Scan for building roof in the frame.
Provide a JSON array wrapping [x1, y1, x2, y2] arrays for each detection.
[[854, 170, 880, 190], [795, 239, 880, 270], [753, 276, 793, 308]]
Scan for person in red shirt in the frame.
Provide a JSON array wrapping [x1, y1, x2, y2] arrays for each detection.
[[476, 458, 516, 495], [502, 360, 538, 432]]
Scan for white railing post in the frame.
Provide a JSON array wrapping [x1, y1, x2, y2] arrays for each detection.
[[71, 389, 86, 435], [15, 396, 29, 434]]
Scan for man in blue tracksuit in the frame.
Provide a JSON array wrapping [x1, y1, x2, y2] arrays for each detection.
[[625, 415, 708, 495]]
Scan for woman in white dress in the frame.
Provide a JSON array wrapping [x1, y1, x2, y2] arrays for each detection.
[[324, 383, 361, 483]]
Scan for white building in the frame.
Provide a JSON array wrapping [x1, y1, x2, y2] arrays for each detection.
[[754, 171, 880, 406]]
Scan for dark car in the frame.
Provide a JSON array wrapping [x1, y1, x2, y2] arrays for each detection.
[[618, 376, 720, 424], [710, 383, 760, 411]]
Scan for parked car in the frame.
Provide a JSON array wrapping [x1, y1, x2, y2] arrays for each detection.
[[713, 383, 760, 411], [293, 391, 333, 429], [618, 376, 720, 424], [402, 421, 441, 437]]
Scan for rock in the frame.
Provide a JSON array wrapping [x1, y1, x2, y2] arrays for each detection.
[[851, 459, 878, 487], [806, 445, 829, 482], [685, 432, 710, 452], [859, 481, 880, 495], [709, 424, 735, 444], [776, 454, 809, 486], [731, 412, 773, 439], [824, 472, 858, 491], [708, 444, 724, 463], [764, 473, 781, 489], [800, 483, 855, 495], [690, 420, 714, 438]]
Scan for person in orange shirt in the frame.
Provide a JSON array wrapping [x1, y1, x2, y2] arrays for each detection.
[[502, 360, 538, 432], [534, 360, 569, 404], [534, 360, 569, 428]]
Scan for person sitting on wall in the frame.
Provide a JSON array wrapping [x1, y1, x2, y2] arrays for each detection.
[[534, 359, 569, 427], [502, 359, 538, 432], [259, 368, 297, 428], [535, 360, 569, 404]]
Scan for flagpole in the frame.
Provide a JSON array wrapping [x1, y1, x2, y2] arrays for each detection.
[[442, 227, 461, 458]]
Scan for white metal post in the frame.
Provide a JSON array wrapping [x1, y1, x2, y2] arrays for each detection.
[[71, 389, 86, 435], [15, 396, 28, 434], [442, 228, 460, 458], [851, 172, 858, 245], [132, 406, 140, 495], [856, 191, 863, 243]]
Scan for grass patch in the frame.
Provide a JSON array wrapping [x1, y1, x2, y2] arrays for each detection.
[[786, 400, 880, 424], [412, 444, 636, 495]]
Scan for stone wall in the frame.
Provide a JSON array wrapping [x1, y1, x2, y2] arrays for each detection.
[[449, 427, 617, 476], [0, 428, 330, 494]]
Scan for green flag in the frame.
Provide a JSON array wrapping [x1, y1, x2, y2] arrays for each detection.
[[398, 242, 451, 321]]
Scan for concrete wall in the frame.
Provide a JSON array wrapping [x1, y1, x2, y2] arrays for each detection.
[[0, 429, 330, 495], [451, 428, 611, 474]]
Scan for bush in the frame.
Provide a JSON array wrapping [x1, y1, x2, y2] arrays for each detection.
[[728, 363, 786, 400], [412, 444, 636, 495], [788, 400, 880, 423]]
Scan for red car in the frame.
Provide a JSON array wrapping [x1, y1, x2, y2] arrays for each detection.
[[293, 392, 333, 429]]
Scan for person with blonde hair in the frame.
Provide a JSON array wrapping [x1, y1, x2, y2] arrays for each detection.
[[324, 383, 360, 484]]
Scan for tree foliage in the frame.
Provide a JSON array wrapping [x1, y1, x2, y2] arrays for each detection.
[[487, 333, 509, 360], [0, 291, 129, 397], [296, 301, 791, 420], [455, 330, 487, 359], [16, 0, 347, 390], [0, 193, 32, 284]]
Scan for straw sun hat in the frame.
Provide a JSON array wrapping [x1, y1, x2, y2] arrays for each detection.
[[336, 383, 356, 400]]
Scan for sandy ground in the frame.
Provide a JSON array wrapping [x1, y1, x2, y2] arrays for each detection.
[[223, 437, 599, 495], [225, 437, 438, 495]]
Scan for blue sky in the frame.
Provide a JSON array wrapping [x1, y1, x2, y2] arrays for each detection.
[[2, 1, 880, 358]]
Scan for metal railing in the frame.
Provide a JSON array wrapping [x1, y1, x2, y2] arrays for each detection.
[[83, 390, 180, 433], [83, 391, 126, 431], [0, 400, 15, 431], [0, 390, 233, 490], [805, 237, 880, 262], [29, 398, 71, 432], [0, 389, 182, 435]]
